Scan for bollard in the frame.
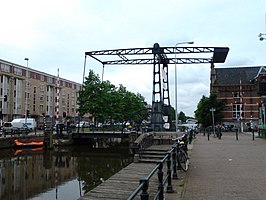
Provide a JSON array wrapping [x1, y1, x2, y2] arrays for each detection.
[[252, 129, 255, 141], [235, 128, 238, 140], [207, 131, 210, 141]]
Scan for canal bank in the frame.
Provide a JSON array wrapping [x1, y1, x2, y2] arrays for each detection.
[[0, 134, 44, 149]]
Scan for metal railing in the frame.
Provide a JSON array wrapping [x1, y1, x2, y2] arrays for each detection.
[[133, 132, 154, 157], [128, 142, 178, 200]]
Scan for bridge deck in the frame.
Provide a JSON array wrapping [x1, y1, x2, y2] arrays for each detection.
[[78, 144, 173, 200]]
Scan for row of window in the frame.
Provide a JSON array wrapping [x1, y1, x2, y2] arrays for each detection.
[[228, 104, 256, 119], [0, 63, 82, 90]]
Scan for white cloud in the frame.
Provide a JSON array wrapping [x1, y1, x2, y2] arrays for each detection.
[[1, 0, 266, 117]]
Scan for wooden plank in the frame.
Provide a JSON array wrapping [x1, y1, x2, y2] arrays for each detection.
[[78, 144, 173, 200]]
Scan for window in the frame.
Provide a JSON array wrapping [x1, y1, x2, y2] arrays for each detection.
[[40, 94, 44, 101], [233, 92, 240, 98], [259, 81, 266, 95], [40, 84, 45, 91], [40, 105, 44, 112], [47, 76, 53, 84], [40, 75, 44, 82], [14, 67, 22, 76], [233, 104, 244, 119], [1, 64, 10, 72]]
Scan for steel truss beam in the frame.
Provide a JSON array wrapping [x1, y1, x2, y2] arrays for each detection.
[[102, 58, 212, 65], [85, 47, 227, 57]]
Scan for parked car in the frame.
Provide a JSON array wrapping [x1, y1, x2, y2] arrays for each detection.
[[53, 123, 66, 131], [13, 124, 30, 134], [2, 122, 30, 135], [76, 121, 90, 128], [2, 122, 13, 135], [11, 118, 36, 131]]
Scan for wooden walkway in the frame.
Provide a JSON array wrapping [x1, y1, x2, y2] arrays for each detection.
[[78, 144, 173, 200]]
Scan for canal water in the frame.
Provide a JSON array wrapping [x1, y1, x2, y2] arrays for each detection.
[[0, 142, 133, 200]]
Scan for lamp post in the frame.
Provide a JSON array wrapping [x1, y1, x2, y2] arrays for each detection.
[[174, 41, 194, 132], [210, 108, 216, 136], [258, 33, 266, 41], [24, 58, 29, 124]]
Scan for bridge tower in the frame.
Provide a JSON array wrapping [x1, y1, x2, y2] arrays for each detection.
[[151, 43, 172, 131]]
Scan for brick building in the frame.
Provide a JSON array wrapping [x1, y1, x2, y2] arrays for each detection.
[[210, 64, 266, 131], [0, 59, 82, 128]]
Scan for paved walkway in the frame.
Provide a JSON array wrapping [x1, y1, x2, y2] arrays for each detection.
[[181, 132, 266, 200]]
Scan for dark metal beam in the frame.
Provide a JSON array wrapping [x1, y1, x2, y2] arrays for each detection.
[[213, 47, 230, 63], [85, 47, 229, 56], [102, 58, 212, 65], [85, 48, 153, 56]]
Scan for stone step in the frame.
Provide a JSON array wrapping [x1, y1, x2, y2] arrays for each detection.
[[140, 154, 165, 159], [138, 158, 161, 163]]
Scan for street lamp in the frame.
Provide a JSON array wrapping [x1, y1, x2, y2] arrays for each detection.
[[174, 41, 194, 132], [24, 58, 29, 124], [258, 33, 266, 41], [210, 108, 216, 136]]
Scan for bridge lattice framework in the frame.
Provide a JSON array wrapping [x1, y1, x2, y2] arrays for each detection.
[[84, 43, 229, 131]]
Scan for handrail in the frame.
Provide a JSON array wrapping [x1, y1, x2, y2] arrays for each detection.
[[128, 142, 179, 200], [127, 180, 146, 199], [134, 133, 153, 158]]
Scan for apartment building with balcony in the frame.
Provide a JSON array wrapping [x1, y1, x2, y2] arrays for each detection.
[[210, 64, 266, 130], [0, 59, 82, 128]]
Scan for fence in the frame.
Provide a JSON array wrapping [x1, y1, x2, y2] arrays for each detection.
[[128, 142, 179, 200]]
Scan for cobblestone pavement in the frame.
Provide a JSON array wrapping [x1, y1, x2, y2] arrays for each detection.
[[180, 132, 266, 200]]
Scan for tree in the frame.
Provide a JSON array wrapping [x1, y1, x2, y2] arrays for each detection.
[[178, 111, 187, 123], [77, 70, 149, 125], [194, 93, 225, 128], [77, 70, 103, 120]]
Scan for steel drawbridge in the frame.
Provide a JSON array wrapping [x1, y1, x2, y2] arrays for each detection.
[[84, 43, 229, 131]]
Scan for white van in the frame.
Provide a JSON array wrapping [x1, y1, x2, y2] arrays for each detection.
[[11, 118, 37, 131]]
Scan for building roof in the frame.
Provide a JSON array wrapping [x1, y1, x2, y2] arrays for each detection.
[[215, 66, 264, 85]]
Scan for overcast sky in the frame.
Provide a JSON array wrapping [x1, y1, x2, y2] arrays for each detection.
[[1, 0, 266, 116]]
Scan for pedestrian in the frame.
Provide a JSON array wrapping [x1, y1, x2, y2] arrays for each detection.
[[189, 129, 193, 144]]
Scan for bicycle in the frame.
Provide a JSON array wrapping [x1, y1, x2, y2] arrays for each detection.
[[173, 134, 189, 172]]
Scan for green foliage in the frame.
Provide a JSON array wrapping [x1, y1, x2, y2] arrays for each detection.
[[77, 70, 148, 125], [168, 105, 175, 120], [194, 93, 225, 128], [178, 111, 187, 123]]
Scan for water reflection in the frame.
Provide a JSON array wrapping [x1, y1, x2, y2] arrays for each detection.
[[0, 144, 132, 200]]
